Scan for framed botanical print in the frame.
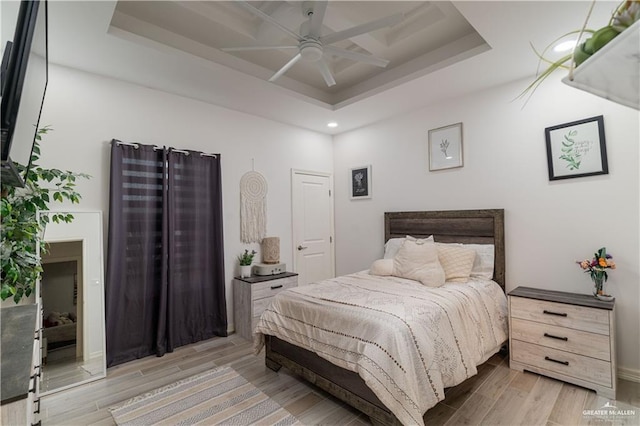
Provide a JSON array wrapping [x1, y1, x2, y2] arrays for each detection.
[[428, 122, 463, 171], [349, 165, 371, 199], [545, 115, 608, 180]]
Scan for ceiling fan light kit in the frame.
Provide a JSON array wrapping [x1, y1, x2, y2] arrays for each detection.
[[299, 40, 323, 62], [224, 1, 404, 87]]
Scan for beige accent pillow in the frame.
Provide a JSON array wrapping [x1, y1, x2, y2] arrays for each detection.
[[437, 243, 495, 280], [393, 236, 445, 287], [370, 259, 394, 276], [436, 244, 476, 283]]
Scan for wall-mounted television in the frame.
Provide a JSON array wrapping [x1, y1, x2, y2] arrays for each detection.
[[1, 0, 48, 187]]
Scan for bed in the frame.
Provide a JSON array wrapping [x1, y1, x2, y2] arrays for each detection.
[[255, 209, 507, 425], [43, 311, 77, 350]]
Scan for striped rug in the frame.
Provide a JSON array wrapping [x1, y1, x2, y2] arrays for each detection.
[[109, 366, 300, 425]]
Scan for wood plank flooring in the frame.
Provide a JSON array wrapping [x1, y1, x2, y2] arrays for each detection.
[[40, 334, 640, 425]]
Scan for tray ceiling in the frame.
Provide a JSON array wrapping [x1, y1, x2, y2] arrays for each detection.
[[110, 1, 490, 107]]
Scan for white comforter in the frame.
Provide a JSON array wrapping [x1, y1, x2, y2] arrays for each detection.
[[254, 272, 508, 426]]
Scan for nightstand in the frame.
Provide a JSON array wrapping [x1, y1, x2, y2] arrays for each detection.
[[508, 286, 616, 399], [233, 272, 298, 341]]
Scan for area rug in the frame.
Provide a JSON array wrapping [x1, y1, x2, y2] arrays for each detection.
[[109, 366, 300, 425]]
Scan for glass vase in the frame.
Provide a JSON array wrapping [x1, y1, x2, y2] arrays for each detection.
[[592, 275, 605, 297]]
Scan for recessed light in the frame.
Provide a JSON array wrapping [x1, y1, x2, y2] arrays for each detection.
[[327, 122, 338, 128], [554, 40, 577, 53]]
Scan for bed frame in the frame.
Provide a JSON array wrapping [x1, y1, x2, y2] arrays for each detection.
[[265, 209, 505, 425]]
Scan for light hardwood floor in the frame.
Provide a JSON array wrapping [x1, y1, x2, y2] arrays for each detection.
[[40, 334, 640, 425]]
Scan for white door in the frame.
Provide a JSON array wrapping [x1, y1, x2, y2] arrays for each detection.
[[292, 170, 335, 286]]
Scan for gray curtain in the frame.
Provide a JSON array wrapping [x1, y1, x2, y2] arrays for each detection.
[[106, 141, 227, 367]]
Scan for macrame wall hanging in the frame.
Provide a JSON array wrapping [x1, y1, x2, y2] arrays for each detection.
[[240, 168, 268, 243]]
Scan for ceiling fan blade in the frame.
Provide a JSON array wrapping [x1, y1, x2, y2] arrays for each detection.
[[222, 46, 299, 52], [320, 13, 404, 45], [308, 1, 328, 38], [236, 1, 301, 41], [269, 53, 302, 82], [324, 45, 390, 68], [316, 58, 336, 87]]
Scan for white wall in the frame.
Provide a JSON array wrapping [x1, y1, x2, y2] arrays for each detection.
[[37, 64, 333, 332], [333, 77, 640, 375]]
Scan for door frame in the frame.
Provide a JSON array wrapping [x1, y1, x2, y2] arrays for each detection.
[[290, 169, 336, 279]]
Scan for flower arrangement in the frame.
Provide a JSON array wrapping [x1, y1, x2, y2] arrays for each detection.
[[237, 249, 257, 266], [577, 247, 616, 295]]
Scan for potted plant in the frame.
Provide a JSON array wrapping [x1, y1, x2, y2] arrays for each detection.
[[237, 249, 257, 278], [518, 0, 640, 103], [1, 127, 89, 303]]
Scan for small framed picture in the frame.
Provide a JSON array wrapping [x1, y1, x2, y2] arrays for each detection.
[[428, 122, 463, 171], [545, 115, 608, 180], [350, 165, 371, 199]]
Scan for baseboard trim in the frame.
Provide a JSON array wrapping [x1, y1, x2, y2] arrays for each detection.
[[618, 367, 640, 383]]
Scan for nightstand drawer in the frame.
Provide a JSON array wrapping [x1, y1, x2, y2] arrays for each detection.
[[511, 318, 610, 361], [510, 296, 610, 335], [251, 277, 297, 300], [512, 340, 612, 387]]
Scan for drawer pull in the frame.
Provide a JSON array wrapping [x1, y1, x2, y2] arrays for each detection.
[[543, 309, 567, 317], [34, 398, 41, 414], [270, 285, 283, 290], [544, 356, 569, 366], [543, 333, 568, 341]]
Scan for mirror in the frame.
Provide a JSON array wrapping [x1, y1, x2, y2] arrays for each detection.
[[36, 211, 106, 394]]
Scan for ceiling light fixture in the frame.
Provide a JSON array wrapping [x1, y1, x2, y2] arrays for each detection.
[[327, 122, 338, 128], [554, 40, 578, 53]]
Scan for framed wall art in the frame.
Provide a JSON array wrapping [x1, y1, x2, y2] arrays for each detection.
[[349, 165, 371, 199], [545, 115, 608, 181], [428, 122, 463, 171]]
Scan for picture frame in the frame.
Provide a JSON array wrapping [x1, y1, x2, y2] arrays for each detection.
[[349, 165, 371, 199], [545, 115, 608, 181], [428, 122, 463, 171]]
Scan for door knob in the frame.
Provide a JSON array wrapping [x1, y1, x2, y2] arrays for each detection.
[[297, 245, 308, 251]]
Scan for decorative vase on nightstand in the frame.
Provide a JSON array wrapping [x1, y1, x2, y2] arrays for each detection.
[[240, 265, 252, 278], [577, 247, 616, 301], [592, 275, 605, 297], [592, 275, 615, 301]]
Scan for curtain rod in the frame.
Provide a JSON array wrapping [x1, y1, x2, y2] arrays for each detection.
[[170, 148, 218, 158], [115, 140, 139, 149], [115, 141, 217, 158]]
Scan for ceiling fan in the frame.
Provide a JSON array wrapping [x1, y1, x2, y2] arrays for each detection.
[[222, 1, 404, 87]]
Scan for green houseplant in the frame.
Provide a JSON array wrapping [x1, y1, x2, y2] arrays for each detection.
[[237, 249, 257, 266], [518, 0, 640, 102], [1, 127, 89, 303], [237, 249, 257, 278]]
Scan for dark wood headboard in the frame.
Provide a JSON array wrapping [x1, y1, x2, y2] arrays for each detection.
[[384, 209, 505, 290]]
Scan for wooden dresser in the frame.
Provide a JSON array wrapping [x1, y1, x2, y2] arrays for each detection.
[[508, 286, 616, 399], [1, 304, 41, 425], [233, 272, 298, 341]]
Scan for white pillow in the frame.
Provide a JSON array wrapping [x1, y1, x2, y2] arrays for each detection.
[[383, 237, 406, 259], [467, 244, 495, 279], [436, 244, 476, 282], [370, 259, 394, 276], [393, 236, 445, 287]]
